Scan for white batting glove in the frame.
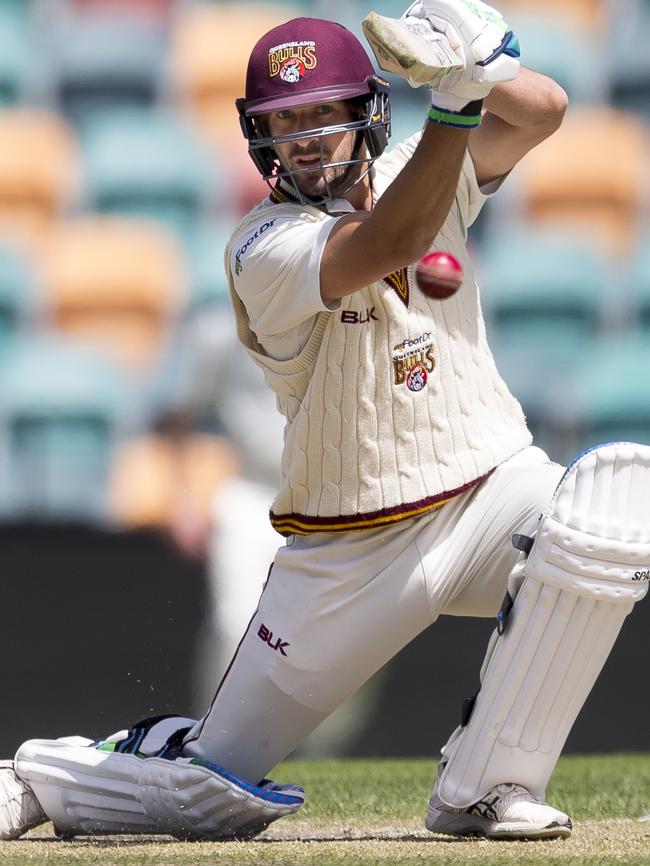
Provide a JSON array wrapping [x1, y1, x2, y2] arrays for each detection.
[[363, 0, 519, 112], [405, 0, 520, 109]]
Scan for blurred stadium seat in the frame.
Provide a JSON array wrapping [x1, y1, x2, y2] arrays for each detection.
[[607, 0, 650, 122], [573, 338, 650, 449], [39, 217, 186, 374], [168, 2, 303, 149], [108, 433, 238, 531], [500, 0, 606, 33], [0, 0, 34, 22], [81, 109, 221, 241], [0, 8, 41, 106], [51, 12, 166, 125], [184, 219, 238, 311], [0, 335, 136, 522], [0, 241, 39, 363], [480, 227, 610, 354], [513, 107, 649, 255], [504, 13, 605, 103], [628, 232, 650, 334], [0, 109, 79, 248], [480, 227, 611, 455]]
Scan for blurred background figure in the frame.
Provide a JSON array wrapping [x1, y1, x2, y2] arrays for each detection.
[[1, 0, 649, 758]]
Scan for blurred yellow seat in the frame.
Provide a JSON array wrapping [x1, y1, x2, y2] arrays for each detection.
[[516, 107, 649, 255], [40, 217, 185, 374], [501, 0, 606, 33], [169, 3, 301, 149], [0, 110, 79, 249], [108, 433, 239, 531]]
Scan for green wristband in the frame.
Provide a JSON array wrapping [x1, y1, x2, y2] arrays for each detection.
[[428, 100, 483, 129]]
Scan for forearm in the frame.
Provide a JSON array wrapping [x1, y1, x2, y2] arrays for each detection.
[[483, 66, 568, 130], [365, 121, 470, 261]]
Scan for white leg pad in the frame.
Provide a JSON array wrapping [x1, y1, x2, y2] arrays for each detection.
[[438, 443, 650, 808], [16, 737, 304, 839]]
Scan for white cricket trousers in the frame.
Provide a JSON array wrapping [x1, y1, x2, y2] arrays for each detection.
[[184, 446, 565, 782]]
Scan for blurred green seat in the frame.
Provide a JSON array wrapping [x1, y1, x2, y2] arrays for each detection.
[[0, 9, 40, 105], [82, 110, 220, 241], [572, 338, 650, 449], [629, 232, 650, 332], [480, 227, 609, 369], [0, 243, 38, 363], [52, 14, 165, 125], [183, 219, 238, 312], [480, 228, 610, 458], [507, 13, 604, 103], [0, 336, 137, 522], [0, 0, 34, 22], [608, 0, 650, 122]]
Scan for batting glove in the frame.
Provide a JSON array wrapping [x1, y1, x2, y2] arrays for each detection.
[[363, 0, 519, 113], [406, 0, 520, 108]]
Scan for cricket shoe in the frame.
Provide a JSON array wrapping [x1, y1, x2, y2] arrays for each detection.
[[362, 11, 464, 88], [426, 781, 572, 840], [0, 760, 48, 840]]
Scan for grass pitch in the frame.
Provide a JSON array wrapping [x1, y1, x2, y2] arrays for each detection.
[[2, 754, 650, 865]]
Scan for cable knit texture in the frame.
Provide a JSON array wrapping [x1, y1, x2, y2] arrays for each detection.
[[225, 166, 531, 534]]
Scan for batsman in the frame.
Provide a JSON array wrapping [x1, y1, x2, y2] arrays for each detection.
[[4, 0, 650, 843]]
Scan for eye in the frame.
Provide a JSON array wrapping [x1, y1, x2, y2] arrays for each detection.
[[315, 104, 334, 115], [276, 110, 293, 121]]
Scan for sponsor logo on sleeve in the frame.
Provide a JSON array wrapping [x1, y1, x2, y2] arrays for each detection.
[[392, 332, 435, 392], [234, 219, 276, 276], [258, 623, 290, 655]]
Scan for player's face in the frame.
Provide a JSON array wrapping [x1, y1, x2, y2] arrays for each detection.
[[266, 101, 364, 198]]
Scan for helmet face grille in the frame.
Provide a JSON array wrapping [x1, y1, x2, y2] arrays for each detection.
[[237, 79, 391, 205]]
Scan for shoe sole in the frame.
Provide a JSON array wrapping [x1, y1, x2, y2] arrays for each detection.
[[361, 12, 462, 86], [426, 807, 572, 840]]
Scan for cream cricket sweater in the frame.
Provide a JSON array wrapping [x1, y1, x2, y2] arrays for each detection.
[[225, 162, 531, 535]]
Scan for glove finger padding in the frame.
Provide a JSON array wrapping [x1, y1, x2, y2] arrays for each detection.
[[404, 0, 520, 96], [362, 11, 464, 88]]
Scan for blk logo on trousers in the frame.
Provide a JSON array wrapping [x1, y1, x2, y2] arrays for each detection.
[[258, 623, 290, 656]]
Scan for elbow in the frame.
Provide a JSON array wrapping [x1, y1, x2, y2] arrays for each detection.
[[545, 81, 569, 132]]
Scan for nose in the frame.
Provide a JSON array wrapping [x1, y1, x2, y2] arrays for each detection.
[[290, 108, 325, 136]]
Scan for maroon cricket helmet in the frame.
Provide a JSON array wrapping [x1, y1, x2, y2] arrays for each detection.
[[236, 17, 391, 204]]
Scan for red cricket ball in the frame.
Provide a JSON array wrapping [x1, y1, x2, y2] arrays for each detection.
[[415, 251, 464, 299]]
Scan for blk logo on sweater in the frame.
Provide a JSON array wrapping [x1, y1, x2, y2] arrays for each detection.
[[258, 623, 290, 655]]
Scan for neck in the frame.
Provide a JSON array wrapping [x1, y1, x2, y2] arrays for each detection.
[[343, 174, 373, 212]]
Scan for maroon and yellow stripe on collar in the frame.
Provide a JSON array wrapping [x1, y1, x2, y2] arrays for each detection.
[[270, 472, 491, 536]]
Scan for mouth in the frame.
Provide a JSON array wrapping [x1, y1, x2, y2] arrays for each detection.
[[293, 154, 326, 171]]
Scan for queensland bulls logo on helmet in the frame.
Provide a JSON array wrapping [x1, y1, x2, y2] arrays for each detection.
[[268, 40, 317, 83]]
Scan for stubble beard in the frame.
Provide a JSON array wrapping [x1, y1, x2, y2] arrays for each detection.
[[292, 133, 364, 200]]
